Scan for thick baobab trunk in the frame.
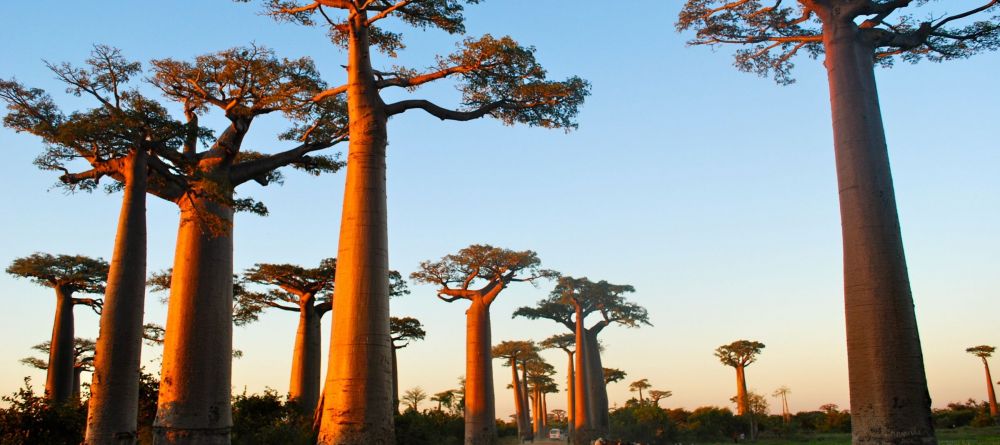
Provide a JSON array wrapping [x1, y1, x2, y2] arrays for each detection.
[[586, 332, 609, 435], [47, 286, 76, 403], [572, 307, 593, 445], [73, 366, 84, 400], [541, 391, 548, 433], [317, 12, 394, 445], [154, 195, 235, 445], [86, 150, 148, 444], [392, 347, 399, 413], [982, 358, 998, 417], [735, 365, 748, 415], [823, 17, 936, 445], [566, 352, 575, 437], [531, 387, 541, 437], [463, 299, 497, 445], [520, 361, 531, 438], [510, 358, 528, 439], [289, 300, 322, 417]]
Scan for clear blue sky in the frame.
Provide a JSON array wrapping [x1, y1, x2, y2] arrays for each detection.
[[0, 1, 997, 418]]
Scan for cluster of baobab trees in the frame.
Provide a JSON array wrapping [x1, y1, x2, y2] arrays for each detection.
[[1, 0, 998, 445]]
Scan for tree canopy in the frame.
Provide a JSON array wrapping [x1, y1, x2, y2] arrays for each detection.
[[390, 317, 426, 349], [411, 244, 552, 305], [20, 338, 96, 372], [966, 345, 996, 359], [604, 368, 628, 384], [7, 253, 109, 297], [244, 1, 590, 129], [715, 340, 766, 368], [513, 276, 651, 333], [677, 0, 1000, 84]]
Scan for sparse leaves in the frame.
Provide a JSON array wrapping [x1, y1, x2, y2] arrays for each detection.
[[715, 340, 765, 368], [6, 253, 108, 294]]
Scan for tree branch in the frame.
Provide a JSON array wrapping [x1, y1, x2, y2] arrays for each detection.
[[366, 0, 416, 25], [376, 64, 475, 90], [229, 135, 345, 186], [385, 99, 506, 120]]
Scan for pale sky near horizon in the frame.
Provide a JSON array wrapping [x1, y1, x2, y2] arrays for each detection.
[[0, 1, 997, 420]]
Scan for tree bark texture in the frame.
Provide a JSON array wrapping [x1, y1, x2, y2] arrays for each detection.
[[317, 12, 394, 445], [822, 15, 936, 445], [153, 195, 234, 445], [572, 306, 593, 445], [735, 365, 748, 416], [566, 352, 575, 437], [982, 358, 998, 417], [510, 359, 528, 439], [289, 299, 322, 418], [463, 299, 497, 445], [87, 150, 148, 444], [585, 331, 609, 435], [47, 286, 76, 403], [392, 346, 399, 413]]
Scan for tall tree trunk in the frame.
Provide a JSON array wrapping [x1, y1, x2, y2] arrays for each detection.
[[73, 366, 83, 400], [735, 365, 748, 415], [510, 358, 528, 439], [822, 16, 936, 445], [585, 332, 609, 435], [566, 351, 575, 437], [982, 358, 998, 417], [289, 299, 322, 418], [572, 306, 592, 445], [392, 347, 399, 413], [47, 286, 75, 403], [317, 11, 394, 445], [531, 387, 541, 438], [86, 149, 148, 444], [541, 391, 548, 432], [153, 194, 234, 445], [520, 361, 531, 438], [463, 299, 497, 445]]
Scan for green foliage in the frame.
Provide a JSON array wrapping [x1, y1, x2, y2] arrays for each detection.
[[683, 406, 741, 441], [0, 378, 87, 445], [231, 389, 313, 445], [0, 46, 190, 193], [967, 345, 996, 358], [394, 409, 464, 445], [604, 368, 628, 384], [715, 339, 765, 368], [677, 0, 1000, 84], [390, 316, 426, 349], [411, 244, 550, 292], [21, 338, 96, 372], [609, 403, 678, 445], [514, 275, 650, 331], [6, 253, 108, 293]]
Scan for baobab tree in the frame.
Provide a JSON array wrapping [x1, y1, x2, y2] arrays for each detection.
[[251, 2, 590, 442], [677, 2, 1000, 442], [0, 47, 191, 442], [6, 253, 106, 403], [413, 245, 552, 444], [773, 386, 792, 424], [492, 340, 537, 440], [21, 338, 96, 400], [715, 340, 765, 416], [649, 390, 672, 407], [514, 276, 650, 444], [402, 387, 428, 412], [144, 46, 348, 443], [391, 316, 426, 412], [237, 259, 336, 416], [431, 390, 457, 412], [966, 345, 998, 417], [525, 360, 556, 438], [541, 333, 576, 436], [629, 379, 651, 403]]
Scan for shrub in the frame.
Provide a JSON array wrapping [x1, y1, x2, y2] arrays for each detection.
[[0, 378, 87, 445]]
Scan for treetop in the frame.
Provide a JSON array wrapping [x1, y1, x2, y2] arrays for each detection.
[[6, 253, 108, 294], [390, 316, 426, 348], [715, 339, 766, 368], [966, 344, 996, 358], [677, 0, 1000, 84]]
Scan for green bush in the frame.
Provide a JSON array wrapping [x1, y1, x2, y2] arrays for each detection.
[[394, 409, 464, 445], [230, 389, 312, 445], [609, 402, 677, 445], [0, 378, 87, 445]]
